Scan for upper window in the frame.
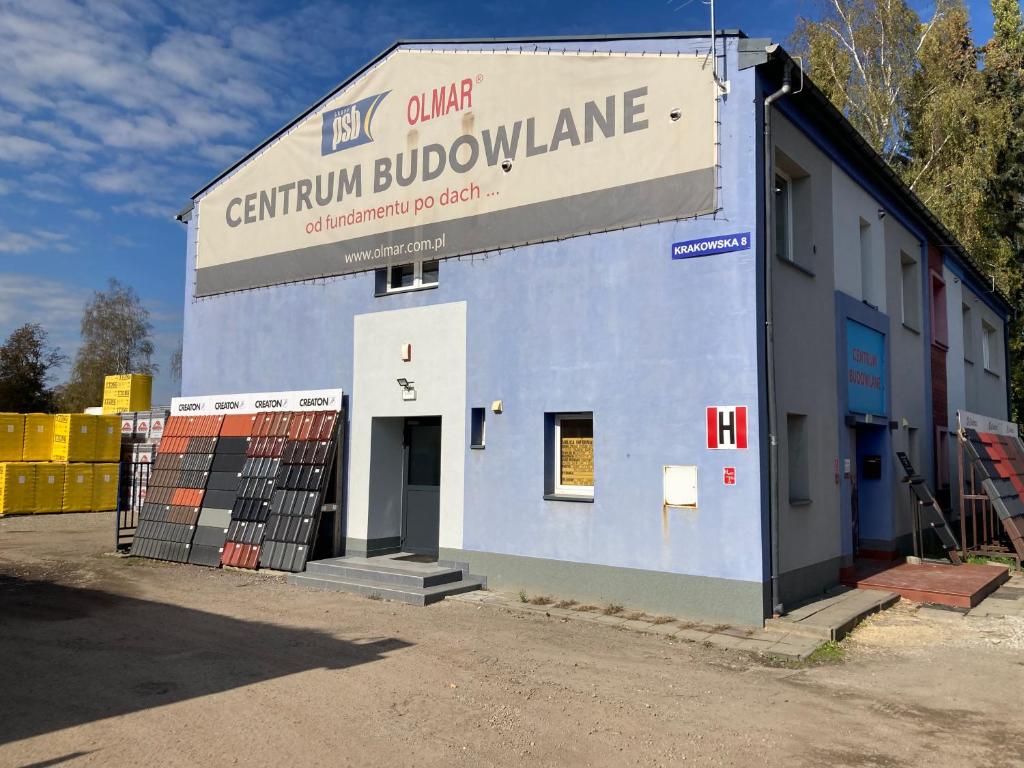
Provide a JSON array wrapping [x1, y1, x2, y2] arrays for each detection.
[[774, 172, 793, 263], [859, 218, 881, 308], [376, 260, 439, 295], [551, 413, 594, 499], [929, 272, 947, 347], [982, 320, 998, 373], [900, 251, 921, 332], [774, 150, 814, 272], [962, 304, 973, 363]]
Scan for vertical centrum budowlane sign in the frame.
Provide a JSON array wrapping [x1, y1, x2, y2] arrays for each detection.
[[194, 49, 718, 296]]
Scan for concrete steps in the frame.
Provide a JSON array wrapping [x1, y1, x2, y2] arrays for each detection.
[[764, 587, 899, 641], [287, 555, 484, 606]]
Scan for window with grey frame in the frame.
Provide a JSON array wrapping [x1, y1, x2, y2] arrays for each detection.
[[787, 413, 810, 505], [774, 150, 813, 272]]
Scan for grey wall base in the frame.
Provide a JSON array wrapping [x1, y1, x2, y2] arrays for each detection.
[[777, 556, 843, 608], [440, 547, 766, 627], [345, 536, 401, 558]]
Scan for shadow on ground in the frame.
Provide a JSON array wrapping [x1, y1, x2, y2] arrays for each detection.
[[0, 574, 410, 747]]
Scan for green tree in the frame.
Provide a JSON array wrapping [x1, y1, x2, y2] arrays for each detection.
[[984, 0, 1024, 419], [0, 323, 66, 412], [58, 279, 156, 412], [792, 0, 939, 163]]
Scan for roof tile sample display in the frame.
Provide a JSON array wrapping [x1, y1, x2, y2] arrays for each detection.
[[962, 428, 1024, 558], [220, 414, 287, 569], [130, 414, 223, 563], [259, 411, 339, 573], [190, 420, 248, 567]]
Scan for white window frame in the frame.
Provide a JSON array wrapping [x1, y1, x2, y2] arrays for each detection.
[[982, 320, 997, 373], [899, 250, 920, 331], [774, 170, 794, 263], [553, 412, 594, 498], [384, 260, 438, 294]]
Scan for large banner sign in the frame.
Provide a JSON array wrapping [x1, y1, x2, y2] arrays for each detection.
[[194, 49, 717, 295]]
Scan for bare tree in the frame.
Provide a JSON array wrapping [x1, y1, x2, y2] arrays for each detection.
[[58, 279, 156, 412]]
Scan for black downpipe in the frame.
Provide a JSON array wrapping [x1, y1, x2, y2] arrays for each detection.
[[763, 57, 793, 617]]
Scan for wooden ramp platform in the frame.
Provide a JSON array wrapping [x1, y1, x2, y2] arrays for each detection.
[[842, 560, 1010, 609]]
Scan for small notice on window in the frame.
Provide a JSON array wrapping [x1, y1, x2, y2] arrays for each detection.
[[560, 437, 594, 486]]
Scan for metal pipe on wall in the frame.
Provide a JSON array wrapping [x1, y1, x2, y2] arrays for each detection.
[[763, 52, 793, 617]]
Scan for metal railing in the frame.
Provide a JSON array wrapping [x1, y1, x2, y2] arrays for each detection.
[[115, 460, 150, 552]]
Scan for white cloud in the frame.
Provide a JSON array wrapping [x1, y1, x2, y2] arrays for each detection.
[[0, 227, 75, 254], [0, 133, 54, 162]]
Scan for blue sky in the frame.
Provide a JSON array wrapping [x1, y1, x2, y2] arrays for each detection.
[[0, 0, 1002, 404]]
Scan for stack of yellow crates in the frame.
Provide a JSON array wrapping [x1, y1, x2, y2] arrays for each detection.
[[62, 463, 94, 512], [0, 411, 125, 516], [23, 414, 54, 461], [34, 463, 65, 514], [0, 413, 25, 461], [0, 462, 35, 515], [102, 374, 152, 414]]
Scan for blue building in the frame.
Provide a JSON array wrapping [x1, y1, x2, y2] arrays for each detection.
[[176, 32, 1012, 626]]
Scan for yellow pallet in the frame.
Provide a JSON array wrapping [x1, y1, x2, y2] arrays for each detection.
[[62, 463, 94, 512], [0, 413, 25, 461], [0, 462, 36, 515], [52, 414, 97, 462], [102, 374, 151, 414], [94, 415, 121, 462], [34, 463, 66, 514], [22, 413, 54, 461], [91, 463, 118, 511]]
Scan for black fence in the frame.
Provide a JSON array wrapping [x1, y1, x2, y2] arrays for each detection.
[[115, 460, 150, 552]]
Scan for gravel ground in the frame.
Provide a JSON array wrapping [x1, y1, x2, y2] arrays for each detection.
[[1, 512, 1022, 768]]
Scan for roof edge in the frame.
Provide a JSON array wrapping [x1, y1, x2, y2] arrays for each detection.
[[762, 46, 1013, 315]]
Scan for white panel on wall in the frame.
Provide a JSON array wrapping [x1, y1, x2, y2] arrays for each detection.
[[663, 465, 698, 508]]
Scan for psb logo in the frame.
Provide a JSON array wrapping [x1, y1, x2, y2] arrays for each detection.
[[321, 91, 390, 156]]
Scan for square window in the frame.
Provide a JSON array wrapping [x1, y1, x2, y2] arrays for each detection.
[[548, 413, 594, 498], [422, 260, 439, 285], [391, 263, 415, 289]]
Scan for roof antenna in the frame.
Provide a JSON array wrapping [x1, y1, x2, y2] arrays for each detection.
[[707, 0, 729, 93]]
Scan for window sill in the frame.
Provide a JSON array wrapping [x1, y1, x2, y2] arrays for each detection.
[[964, 357, 974, 366], [544, 493, 594, 503], [777, 255, 816, 278], [470, 445, 485, 450], [984, 367, 1001, 379], [789, 498, 812, 507], [901, 322, 921, 335], [375, 283, 438, 298]]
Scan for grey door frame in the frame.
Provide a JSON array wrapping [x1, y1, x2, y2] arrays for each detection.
[[401, 416, 442, 556]]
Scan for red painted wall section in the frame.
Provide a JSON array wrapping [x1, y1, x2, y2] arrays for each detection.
[[928, 245, 949, 487]]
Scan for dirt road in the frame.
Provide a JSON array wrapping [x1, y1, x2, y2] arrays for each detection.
[[1, 512, 1022, 768]]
